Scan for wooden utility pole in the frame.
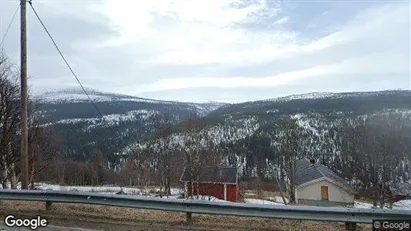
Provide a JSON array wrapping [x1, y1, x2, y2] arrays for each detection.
[[20, 0, 29, 190]]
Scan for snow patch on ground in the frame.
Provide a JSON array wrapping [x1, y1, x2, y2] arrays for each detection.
[[353, 201, 374, 209], [3, 182, 411, 210], [352, 200, 411, 210], [266, 196, 289, 204], [393, 200, 411, 210], [186, 195, 228, 202], [34, 183, 183, 196], [36, 184, 235, 202], [33, 184, 235, 202], [244, 199, 285, 205]]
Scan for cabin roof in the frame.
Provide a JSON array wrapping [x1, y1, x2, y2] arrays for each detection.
[[294, 159, 352, 191]]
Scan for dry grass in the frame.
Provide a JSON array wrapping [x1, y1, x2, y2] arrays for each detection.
[[0, 200, 372, 231]]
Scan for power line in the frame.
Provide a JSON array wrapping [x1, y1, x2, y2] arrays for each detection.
[[409, 0, 410, 90], [0, 4, 19, 48], [28, 0, 104, 118]]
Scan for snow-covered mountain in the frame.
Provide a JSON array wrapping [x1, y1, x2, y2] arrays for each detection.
[[34, 88, 226, 112], [210, 90, 411, 116], [33, 88, 227, 119], [32, 88, 227, 162], [31, 88, 411, 196], [264, 90, 409, 103], [120, 90, 411, 193], [33, 88, 411, 179], [121, 90, 411, 150]]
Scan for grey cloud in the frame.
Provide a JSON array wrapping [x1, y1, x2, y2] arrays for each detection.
[[2, 4, 117, 56], [1, 0, 408, 102], [139, 72, 409, 103], [1, 0, 120, 91]]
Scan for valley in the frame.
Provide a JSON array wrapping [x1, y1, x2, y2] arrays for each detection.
[[31, 89, 411, 201]]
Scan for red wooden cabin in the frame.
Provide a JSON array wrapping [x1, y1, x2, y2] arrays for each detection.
[[180, 166, 238, 202]]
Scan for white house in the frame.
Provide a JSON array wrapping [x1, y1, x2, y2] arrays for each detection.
[[291, 159, 355, 206]]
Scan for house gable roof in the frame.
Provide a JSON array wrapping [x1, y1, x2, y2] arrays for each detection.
[[295, 159, 352, 191], [180, 166, 237, 184]]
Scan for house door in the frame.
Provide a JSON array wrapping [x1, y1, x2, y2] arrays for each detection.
[[321, 186, 328, 200]]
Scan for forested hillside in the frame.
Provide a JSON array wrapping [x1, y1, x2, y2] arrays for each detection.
[[33, 88, 225, 163], [122, 90, 411, 199], [31, 87, 411, 203]]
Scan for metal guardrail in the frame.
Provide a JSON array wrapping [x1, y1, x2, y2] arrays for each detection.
[[0, 190, 410, 225]]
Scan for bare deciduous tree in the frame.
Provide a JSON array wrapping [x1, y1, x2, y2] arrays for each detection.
[[28, 121, 60, 188], [0, 52, 20, 189], [1, 51, 60, 189], [151, 112, 174, 197], [181, 114, 204, 198], [89, 151, 104, 186], [179, 113, 222, 198], [340, 115, 408, 208], [277, 117, 301, 203]]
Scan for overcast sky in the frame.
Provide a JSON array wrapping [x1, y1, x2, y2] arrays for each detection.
[[0, 0, 410, 103]]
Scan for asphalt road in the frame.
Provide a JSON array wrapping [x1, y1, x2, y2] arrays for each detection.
[[0, 222, 101, 231], [0, 219, 220, 231]]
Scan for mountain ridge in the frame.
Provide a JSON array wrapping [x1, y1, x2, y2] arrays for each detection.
[[33, 88, 227, 106], [32, 88, 411, 167], [117, 89, 411, 194], [33, 87, 410, 105], [32, 88, 227, 162]]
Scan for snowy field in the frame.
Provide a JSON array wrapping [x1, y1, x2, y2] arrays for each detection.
[[244, 198, 285, 205], [2, 183, 410, 210], [351, 200, 411, 210], [266, 196, 290, 204], [33, 183, 183, 196], [186, 195, 227, 202], [34, 183, 233, 203], [392, 199, 411, 210], [353, 201, 374, 209], [242, 198, 411, 210]]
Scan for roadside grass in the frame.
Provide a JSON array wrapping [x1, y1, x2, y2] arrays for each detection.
[[0, 200, 372, 231]]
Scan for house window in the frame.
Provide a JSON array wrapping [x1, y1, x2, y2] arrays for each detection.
[[321, 186, 328, 200]]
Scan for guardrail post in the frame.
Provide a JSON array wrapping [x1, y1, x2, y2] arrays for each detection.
[[186, 212, 192, 223], [45, 201, 52, 210], [345, 222, 356, 231]]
